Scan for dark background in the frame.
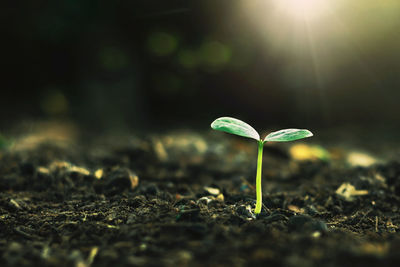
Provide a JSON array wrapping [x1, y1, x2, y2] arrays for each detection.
[[2, 0, 400, 132]]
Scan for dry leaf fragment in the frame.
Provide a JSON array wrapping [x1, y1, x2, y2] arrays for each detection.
[[335, 183, 368, 201], [347, 152, 377, 167], [204, 186, 220, 195], [94, 169, 104, 179]]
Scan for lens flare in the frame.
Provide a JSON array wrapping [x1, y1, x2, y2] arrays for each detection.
[[273, 0, 331, 21]]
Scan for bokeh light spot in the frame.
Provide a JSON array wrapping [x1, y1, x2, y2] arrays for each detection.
[[148, 32, 178, 56], [200, 41, 232, 68], [178, 49, 198, 69]]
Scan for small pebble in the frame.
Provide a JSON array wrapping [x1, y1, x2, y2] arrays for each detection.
[[236, 205, 256, 220], [288, 215, 327, 233]]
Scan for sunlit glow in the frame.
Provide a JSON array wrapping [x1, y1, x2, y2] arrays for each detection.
[[273, 0, 331, 21], [238, 0, 400, 86], [236, 0, 400, 121]]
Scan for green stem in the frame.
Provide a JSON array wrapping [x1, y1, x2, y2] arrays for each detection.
[[255, 140, 264, 214]]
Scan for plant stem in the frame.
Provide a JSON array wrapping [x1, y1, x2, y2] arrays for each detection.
[[255, 140, 264, 214]]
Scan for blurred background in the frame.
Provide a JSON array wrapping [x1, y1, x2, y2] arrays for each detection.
[[2, 0, 400, 133]]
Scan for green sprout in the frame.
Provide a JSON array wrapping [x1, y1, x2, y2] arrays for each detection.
[[211, 117, 313, 214]]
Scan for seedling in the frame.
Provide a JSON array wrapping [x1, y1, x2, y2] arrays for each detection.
[[211, 117, 313, 214]]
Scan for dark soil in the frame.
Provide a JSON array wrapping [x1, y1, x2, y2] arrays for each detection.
[[1, 122, 400, 266]]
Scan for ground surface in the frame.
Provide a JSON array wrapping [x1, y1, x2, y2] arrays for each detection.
[[1, 122, 400, 266]]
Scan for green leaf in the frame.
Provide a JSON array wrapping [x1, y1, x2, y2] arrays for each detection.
[[264, 129, 313, 142], [211, 117, 260, 141]]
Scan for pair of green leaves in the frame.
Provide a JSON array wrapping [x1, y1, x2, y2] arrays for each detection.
[[211, 117, 313, 142]]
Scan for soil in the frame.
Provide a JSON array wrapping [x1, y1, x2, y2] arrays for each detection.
[[1, 122, 400, 267]]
